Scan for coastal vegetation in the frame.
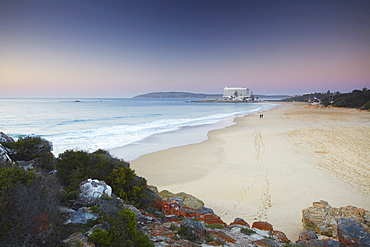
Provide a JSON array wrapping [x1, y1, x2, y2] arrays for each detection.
[[0, 136, 154, 246], [283, 88, 370, 110]]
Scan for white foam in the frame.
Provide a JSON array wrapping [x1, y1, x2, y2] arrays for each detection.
[[50, 103, 277, 158]]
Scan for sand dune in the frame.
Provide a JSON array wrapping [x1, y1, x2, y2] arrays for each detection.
[[126, 103, 370, 240]]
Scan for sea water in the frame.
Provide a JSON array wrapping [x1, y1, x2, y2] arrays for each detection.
[[0, 98, 277, 160]]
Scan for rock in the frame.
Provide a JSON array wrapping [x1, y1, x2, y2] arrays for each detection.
[[16, 158, 42, 170], [198, 214, 227, 226], [66, 207, 98, 224], [252, 221, 273, 231], [298, 231, 318, 241], [157, 198, 227, 227], [147, 223, 176, 241], [148, 185, 159, 193], [79, 178, 112, 199], [229, 218, 250, 227], [0, 143, 13, 164], [158, 190, 204, 209], [253, 238, 280, 247], [63, 232, 95, 247], [181, 220, 209, 242], [161, 198, 187, 217], [272, 230, 290, 243], [211, 230, 236, 244], [296, 231, 340, 247], [302, 200, 370, 238], [337, 218, 370, 246], [0, 132, 14, 143], [296, 238, 340, 247]]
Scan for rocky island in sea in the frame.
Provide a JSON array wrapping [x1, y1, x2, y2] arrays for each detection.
[[1, 131, 369, 246]]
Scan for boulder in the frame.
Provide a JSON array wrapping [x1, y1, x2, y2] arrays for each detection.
[[79, 178, 112, 199], [253, 238, 280, 247], [66, 207, 98, 224], [296, 238, 340, 247], [0, 144, 13, 164], [0, 132, 14, 143], [229, 217, 250, 227], [157, 198, 227, 226], [272, 230, 290, 243], [161, 198, 187, 217], [302, 200, 370, 238], [197, 213, 227, 226], [337, 218, 370, 246], [158, 190, 204, 209], [252, 221, 274, 231], [298, 231, 318, 241]]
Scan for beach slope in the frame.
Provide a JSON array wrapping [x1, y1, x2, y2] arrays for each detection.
[[128, 103, 370, 240]]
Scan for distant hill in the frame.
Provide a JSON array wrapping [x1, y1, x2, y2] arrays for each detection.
[[134, 92, 291, 100], [133, 92, 223, 99]]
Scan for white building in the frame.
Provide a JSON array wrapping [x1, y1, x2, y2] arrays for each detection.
[[223, 87, 254, 101]]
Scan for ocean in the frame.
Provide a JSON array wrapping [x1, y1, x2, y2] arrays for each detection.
[[0, 98, 277, 160]]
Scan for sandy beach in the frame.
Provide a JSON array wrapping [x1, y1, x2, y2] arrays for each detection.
[[115, 103, 370, 240]]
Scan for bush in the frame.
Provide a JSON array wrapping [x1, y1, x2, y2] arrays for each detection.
[[177, 225, 200, 242], [240, 228, 256, 235], [55, 149, 128, 191], [88, 208, 153, 247], [206, 223, 225, 229], [2, 136, 54, 170], [56, 149, 155, 208], [0, 166, 63, 246], [0, 164, 36, 189], [361, 100, 370, 110]]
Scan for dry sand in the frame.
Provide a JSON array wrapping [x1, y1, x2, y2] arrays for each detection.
[[119, 102, 369, 240]]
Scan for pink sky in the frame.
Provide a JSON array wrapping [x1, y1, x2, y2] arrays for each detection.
[[1, 1, 369, 97]]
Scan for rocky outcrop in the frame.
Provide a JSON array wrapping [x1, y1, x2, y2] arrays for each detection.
[[337, 218, 370, 246], [64, 207, 98, 224], [0, 132, 14, 143], [302, 200, 370, 238], [0, 143, 13, 164], [296, 231, 340, 246], [0, 132, 14, 164], [79, 178, 112, 200], [157, 189, 205, 209]]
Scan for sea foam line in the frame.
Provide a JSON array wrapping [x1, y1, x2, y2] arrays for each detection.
[[49, 108, 263, 156]]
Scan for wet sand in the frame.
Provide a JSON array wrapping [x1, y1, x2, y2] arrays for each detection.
[[117, 103, 370, 240]]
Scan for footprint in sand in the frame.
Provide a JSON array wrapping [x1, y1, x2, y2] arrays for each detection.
[[253, 130, 272, 221]]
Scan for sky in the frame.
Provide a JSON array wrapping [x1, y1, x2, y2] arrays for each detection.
[[0, 0, 369, 98]]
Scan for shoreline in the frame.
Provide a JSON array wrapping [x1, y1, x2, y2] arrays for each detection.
[[114, 103, 370, 240], [110, 103, 277, 161]]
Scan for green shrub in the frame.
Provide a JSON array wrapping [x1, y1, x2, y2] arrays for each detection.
[[240, 228, 256, 235], [361, 100, 370, 110], [88, 208, 153, 247], [0, 164, 36, 189], [177, 225, 199, 242], [2, 136, 54, 170], [88, 228, 112, 247], [205, 233, 215, 243], [56, 149, 129, 189], [206, 223, 225, 229], [56, 149, 154, 208]]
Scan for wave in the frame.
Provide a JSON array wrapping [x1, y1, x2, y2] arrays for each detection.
[[49, 107, 268, 156]]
